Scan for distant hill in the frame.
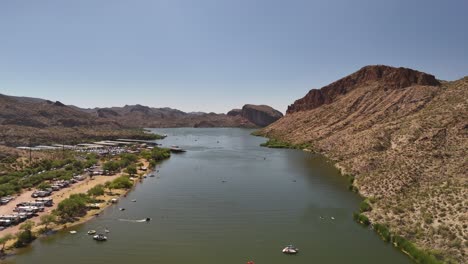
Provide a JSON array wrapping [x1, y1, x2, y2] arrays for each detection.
[[0, 94, 283, 146], [259, 65, 467, 263]]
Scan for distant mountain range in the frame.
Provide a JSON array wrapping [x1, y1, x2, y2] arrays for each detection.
[[0, 93, 282, 146], [260, 65, 467, 263]]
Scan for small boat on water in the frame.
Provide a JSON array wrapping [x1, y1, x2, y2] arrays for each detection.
[[169, 145, 186, 153], [93, 234, 107, 241], [282, 245, 299, 254], [69, 230, 77, 234], [131, 199, 137, 202], [87, 230, 96, 235]]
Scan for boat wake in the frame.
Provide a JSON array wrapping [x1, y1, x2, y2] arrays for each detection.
[[118, 218, 150, 223]]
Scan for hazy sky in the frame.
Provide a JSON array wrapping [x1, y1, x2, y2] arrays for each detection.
[[1, 0, 467, 113]]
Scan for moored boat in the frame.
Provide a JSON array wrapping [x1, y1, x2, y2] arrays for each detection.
[[93, 234, 107, 241], [282, 245, 299, 254], [169, 145, 186, 153], [87, 230, 96, 235]]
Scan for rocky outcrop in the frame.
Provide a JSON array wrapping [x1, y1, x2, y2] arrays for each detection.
[[240, 104, 283, 127], [287, 65, 440, 114], [227, 109, 242, 116]]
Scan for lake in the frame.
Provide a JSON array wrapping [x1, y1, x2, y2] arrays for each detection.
[[8, 128, 411, 264]]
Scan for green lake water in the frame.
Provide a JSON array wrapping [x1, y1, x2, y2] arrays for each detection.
[[8, 128, 411, 264]]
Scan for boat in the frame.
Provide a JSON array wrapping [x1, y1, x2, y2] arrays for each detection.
[[104, 228, 110, 233], [282, 245, 299, 254], [169, 145, 186, 153], [145, 217, 151, 222], [93, 234, 107, 241], [131, 199, 137, 202], [87, 230, 96, 235], [69, 230, 77, 234]]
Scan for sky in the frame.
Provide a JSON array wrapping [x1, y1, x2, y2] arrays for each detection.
[[0, 0, 467, 113]]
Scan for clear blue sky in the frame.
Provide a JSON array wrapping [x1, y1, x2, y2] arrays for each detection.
[[1, 0, 467, 113]]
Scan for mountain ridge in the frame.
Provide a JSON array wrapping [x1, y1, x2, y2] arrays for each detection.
[[0, 93, 282, 146], [287, 65, 440, 114]]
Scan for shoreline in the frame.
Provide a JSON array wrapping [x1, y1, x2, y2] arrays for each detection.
[[257, 136, 443, 264], [1, 159, 153, 257]]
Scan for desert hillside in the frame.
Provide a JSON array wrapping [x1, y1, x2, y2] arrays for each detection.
[[260, 65, 467, 263], [0, 94, 282, 146]]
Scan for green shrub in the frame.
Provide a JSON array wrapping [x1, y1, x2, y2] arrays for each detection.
[[360, 200, 372, 212], [55, 194, 91, 222], [374, 223, 391, 242], [392, 236, 442, 264], [353, 212, 370, 226], [109, 176, 133, 190], [15, 220, 36, 248], [125, 164, 137, 176], [103, 161, 121, 172], [87, 184, 105, 197], [150, 147, 171, 161]]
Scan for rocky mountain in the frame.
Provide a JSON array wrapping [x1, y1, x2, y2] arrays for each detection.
[[287, 65, 440, 113], [0, 94, 107, 128], [260, 65, 467, 263], [240, 104, 283, 127], [76, 105, 257, 128], [77, 103, 283, 128], [227, 104, 283, 127], [0, 94, 149, 146]]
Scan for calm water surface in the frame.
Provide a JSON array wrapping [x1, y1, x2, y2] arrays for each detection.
[[9, 128, 411, 264]]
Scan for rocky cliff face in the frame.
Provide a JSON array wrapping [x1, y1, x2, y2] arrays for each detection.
[[287, 65, 440, 114], [260, 66, 467, 263], [240, 104, 283, 127], [227, 109, 242, 116]]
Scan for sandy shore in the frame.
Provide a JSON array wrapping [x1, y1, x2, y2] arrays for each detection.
[[0, 159, 150, 243]]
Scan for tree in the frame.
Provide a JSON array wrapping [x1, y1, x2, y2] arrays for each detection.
[[19, 220, 35, 232], [109, 176, 133, 190], [56, 194, 89, 222], [104, 181, 113, 194], [40, 214, 57, 231], [125, 164, 137, 176], [87, 184, 105, 197], [15, 220, 36, 248], [0, 234, 14, 255], [37, 182, 51, 191], [103, 161, 120, 172]]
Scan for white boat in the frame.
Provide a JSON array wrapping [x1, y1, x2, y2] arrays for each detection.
[[282, 245, 299, 254], [169, 145, 186, 153], [69, 230, 77, 234], [93, 234, 107, 241], [87, 230, 96, 235]]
